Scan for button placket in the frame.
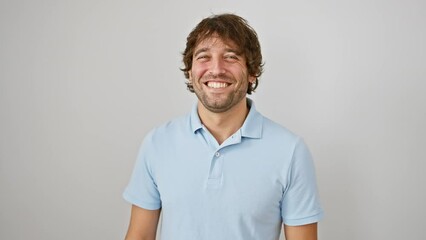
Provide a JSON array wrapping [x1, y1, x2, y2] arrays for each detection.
[[206, 150, 224, 189], [209, 151, 223, 179]]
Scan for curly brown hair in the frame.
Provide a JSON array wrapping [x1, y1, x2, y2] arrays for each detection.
[[181, 13, 264, 94]]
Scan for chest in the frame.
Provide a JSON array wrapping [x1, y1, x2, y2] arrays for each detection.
[[153, 141, 289, 221]]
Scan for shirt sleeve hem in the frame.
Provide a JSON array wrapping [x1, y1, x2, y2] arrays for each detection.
[[122, 192, 161, 210], [283, 211, 324, 226]]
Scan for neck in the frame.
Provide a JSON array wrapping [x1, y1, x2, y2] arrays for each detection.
[[197, 98, 249, 145]]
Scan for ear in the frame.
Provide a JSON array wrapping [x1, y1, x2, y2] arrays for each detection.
[[248, 75, 256, 84], [188, 71, 192, 81]]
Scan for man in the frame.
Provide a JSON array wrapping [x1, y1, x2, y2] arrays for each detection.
[[123, 13, 323, 240]]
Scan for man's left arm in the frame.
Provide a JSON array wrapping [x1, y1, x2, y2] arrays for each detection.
[[284, 223, 318, 240], [281, 139, 323, 238]]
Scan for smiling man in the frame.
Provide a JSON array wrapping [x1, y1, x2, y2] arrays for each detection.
[[123, 14, 323, 240]]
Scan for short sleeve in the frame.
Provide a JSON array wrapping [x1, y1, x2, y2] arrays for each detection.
[[281, 138, 324, 226], [123, 132, 161, 210]]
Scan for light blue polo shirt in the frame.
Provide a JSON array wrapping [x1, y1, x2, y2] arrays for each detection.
[[123, 99, 323, 240]]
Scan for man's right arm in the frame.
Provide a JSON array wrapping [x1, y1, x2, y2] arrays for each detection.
[[124, 205, 161, 240]]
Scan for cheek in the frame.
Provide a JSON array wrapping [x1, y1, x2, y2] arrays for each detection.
[[191, 66, 208, 79]]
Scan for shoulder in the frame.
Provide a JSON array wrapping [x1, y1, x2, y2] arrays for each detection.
[[261, 115, 301, 146], [143, 114, 191, 146]]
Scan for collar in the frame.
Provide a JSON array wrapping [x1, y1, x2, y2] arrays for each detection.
[[190, 98, 263, 139], [190, 102, 203, 133]]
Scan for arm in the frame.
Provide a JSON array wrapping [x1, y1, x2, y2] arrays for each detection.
[[125, 205, 161, 240], [284, 223, 318, 240]]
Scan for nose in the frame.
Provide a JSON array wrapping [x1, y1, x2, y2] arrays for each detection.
[[209, 57, 226, 76]]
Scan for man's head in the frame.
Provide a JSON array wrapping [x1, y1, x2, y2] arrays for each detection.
[[182, 14, 263, 95]]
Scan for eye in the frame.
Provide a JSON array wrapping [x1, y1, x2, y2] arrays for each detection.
[[224, 54, 239, 61], [196, 54, 210, 61]]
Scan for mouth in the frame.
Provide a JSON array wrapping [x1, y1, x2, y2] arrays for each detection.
[[205, 81, 231, 89]]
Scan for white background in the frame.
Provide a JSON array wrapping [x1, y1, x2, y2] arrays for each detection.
[[1, 0, 425, 239]]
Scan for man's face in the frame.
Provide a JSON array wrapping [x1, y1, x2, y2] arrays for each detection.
[[189, 36, 255, 113]]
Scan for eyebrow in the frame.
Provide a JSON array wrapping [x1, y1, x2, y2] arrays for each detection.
[[193, 48, 209, 57], [193, 47, 242, 57]]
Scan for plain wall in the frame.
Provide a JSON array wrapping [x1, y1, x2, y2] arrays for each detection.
[[1, 0, 425, 239]]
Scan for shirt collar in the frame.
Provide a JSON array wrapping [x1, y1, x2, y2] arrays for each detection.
[[190, 102, 203, 133], [241, 98, 263, 139], [190, 98, 263, 139]]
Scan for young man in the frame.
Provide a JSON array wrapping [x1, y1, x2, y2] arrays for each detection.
[[123, 14, 323, 240]]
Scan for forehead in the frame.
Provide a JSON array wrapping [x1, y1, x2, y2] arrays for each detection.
[[194, 35, 239, 52]]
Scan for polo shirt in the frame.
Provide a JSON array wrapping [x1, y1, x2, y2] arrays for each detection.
[[123, 99, 323, 240]]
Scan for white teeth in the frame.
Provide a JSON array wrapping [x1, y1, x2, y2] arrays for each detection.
[[207, 82, 229, 88]]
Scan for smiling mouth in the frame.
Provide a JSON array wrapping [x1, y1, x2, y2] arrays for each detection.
[[206, 81, 230, 89]]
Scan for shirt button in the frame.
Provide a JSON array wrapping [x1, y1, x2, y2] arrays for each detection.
[[215, 152, 220, 157]]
